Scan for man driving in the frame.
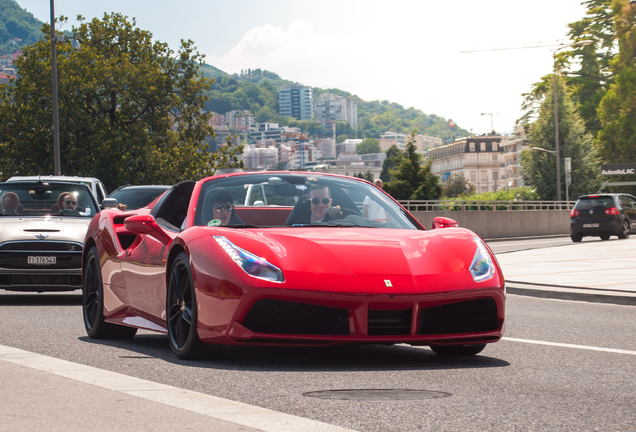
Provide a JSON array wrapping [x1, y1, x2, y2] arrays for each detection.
[[61, 193, 78, 211], [309, 186, 341, 223]]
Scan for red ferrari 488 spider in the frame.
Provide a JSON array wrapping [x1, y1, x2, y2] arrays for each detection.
[[82, 172, 505, 359]]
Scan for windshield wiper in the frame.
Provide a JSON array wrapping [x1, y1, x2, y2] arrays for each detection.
[[230, 224, 261, 229]]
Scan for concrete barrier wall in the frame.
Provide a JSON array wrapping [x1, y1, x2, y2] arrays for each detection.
[[411, 210, 571, 239]]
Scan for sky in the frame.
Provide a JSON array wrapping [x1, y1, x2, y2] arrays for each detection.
[[17, 0, 589, 136]]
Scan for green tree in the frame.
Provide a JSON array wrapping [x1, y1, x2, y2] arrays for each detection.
[[379, 144, 402, 182], [596, 0, 636, 193], [211, 135, 245, 171], [384, 131, 442, 200], [0, 14, 215, 189], [566, 0, 617, 135], [255, 105, 274, 123], [356, 138, 380, 154], [521, 76, 601, 200], [442, 173, 475, 198]]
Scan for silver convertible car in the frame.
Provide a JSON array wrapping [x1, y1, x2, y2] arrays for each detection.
[[0, 180, 99, 292]]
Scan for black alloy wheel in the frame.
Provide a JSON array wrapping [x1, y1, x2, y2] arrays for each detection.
[[600, 235, 611, 241], [83, 246, 137, 339], [617, 219, 630, 239], [571, 234, 583, 243], [429, 343, 486, 357], [166, 252, 207, 359]]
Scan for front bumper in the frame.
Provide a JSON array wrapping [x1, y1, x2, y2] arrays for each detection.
[[196, 287, 505, 347]]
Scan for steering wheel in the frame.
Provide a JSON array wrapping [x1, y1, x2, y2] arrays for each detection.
[[57, 209, 81, 216]]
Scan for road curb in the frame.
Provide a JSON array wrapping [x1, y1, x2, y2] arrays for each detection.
[[506, 283, 636, 306]]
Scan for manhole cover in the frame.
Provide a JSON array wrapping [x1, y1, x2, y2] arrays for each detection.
[[303, 389, 451, 401]]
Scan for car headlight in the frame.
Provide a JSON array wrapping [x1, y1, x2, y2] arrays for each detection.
[[470, 237, 495, 282], [213, 236, 284, 283]]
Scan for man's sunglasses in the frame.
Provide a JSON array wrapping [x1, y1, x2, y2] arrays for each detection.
[[65, 200, 77, 205], [311, 198, 330, 205], [214, 203, 234, 212]]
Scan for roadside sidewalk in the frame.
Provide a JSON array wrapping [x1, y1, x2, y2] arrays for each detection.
[[0, 345, 354, 432], [495, 237, 636, 306]]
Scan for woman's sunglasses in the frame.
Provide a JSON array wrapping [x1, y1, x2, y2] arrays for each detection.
[[214, 203, 234, 212], [65, 200, 77, 205], [311, 198, 330, 205]]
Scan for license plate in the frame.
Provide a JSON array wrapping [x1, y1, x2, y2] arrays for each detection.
[[28, 256, 56, 265], [583, 223, 599, 228]]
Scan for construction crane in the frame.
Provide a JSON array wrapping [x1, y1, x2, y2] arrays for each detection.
[[481, 113, 499, 133]]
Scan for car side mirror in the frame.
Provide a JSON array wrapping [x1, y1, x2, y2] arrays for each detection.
[[432, 216, 458, 229], [101, 198, 118, 209], [124, 214, 172, 245]]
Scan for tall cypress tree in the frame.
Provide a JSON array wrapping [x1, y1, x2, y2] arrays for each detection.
[[384, 131, 442, 200]]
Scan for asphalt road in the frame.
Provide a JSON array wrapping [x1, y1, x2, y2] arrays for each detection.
[[1, 237, 635, 432]]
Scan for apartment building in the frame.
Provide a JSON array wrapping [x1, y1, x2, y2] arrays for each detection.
[[314, 93, 358, 131], [279, 85, 314, 120], [227, 110, 255, 131], [243, 145, 279, 169], [430, 135, 503, 193], [379, 132, 407, 151], [498, 127, 528, 189]]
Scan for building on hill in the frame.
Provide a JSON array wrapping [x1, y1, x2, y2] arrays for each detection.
[[412, 134, 442, 151], [429, 134, 504, 193], [313, 138, 336, 159], [0, 54, 12, 68], [314, 93, 358, 132], [379, 132, 407, 151], [338, 139, 362, 155], [227, 110, 255, 131], [279, 85, 313, 120], [243, 145, 279, 169]]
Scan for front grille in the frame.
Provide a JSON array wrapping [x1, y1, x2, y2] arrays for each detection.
[[368, 309, 412, 335], [0, 274, 81, 287], [419, 298, 499, 335], [242, 299, 350, 336], [0, 241, 82, 251]]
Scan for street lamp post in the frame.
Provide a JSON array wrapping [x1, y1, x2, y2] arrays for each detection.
[[50, 0, 80, 176], [50, 0, 60, 176]]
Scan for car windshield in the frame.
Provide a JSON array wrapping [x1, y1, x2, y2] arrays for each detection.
[[574, 196, 614, 211], [0, 183, 98, 218], [194, 173, 420, 229], [110, 187, 169, 210]]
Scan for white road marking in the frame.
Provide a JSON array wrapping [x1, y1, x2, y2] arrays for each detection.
[[502, 337, 636, 356], [0, 344, 355, 432]]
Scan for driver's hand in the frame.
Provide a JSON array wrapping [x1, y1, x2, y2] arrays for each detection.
[[324, 205, 342, 220], [117, 203, 127, 211]]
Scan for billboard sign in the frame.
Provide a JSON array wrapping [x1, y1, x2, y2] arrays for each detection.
[[601, 163, 636, 176]]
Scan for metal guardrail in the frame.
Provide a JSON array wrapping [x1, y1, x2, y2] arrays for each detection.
[[398, 200, 574, 212]]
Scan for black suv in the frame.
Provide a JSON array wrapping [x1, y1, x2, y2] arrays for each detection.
[[570, 193, 636, 242]]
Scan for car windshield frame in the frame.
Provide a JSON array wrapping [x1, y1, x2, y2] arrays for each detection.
[[0, 182, 99, 218], [109, 186, 170, 210], [194, 173, 421, 230]]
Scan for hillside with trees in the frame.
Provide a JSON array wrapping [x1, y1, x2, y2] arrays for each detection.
[[199, 64, 470, 140], [0, 0, 43, 54]]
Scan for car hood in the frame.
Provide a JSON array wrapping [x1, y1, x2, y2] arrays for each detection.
[[0, 217, 92, 245], [207, 227, 503, 294]]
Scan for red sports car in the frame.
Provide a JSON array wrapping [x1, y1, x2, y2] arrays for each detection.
[[82, 172, 505, 359]]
